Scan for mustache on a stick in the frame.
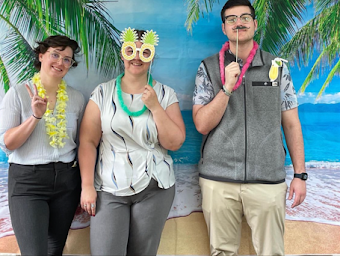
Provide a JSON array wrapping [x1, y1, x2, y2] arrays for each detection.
[[233, 26, 250, 62], [233, 25, 250, 30]]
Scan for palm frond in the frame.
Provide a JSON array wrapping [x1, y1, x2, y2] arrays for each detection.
[[81, 1, 122, 75], [33, 0, 123, 75], [316, 58, 340, 100], [299, 48, 326, 93], [0, 2, 44, 88], [185, 0, 219, 32], [0, 56, 10, 93], [1, 31, 35, 83], [281, 1, 340, 97], [254, 0, 306, 55], [1, 0, 51, 42], [185, 0, 201, 33], [315, 0, 337, 11], [279, 17, 319, 67], [316, 2, 340, 44], [0, 0, 123, 92], [280, 2, 339, 65]]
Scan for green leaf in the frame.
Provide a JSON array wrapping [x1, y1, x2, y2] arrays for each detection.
[[0, 0, 123, 92], [0, 55, 10, 93], [254, 0, 306, 55], [185, 0, 219, 32], [316, 58, 340, 100], [282, 1, 340, 98]]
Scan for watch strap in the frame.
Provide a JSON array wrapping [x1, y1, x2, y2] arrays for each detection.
[[294, 172, 308, 180]]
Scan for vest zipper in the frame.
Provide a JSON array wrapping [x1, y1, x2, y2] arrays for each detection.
[[200, 133, 210, 164], [243, 76, 247, 182]]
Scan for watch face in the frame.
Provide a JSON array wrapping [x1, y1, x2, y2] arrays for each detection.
[[294, 173, 308, 180], [302, 173, 308, 180]]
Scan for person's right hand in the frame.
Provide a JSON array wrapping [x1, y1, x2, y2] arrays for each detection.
[[81, 185, 97, 216], [224, 62, 241, 92], [25, 84, 48, 118]]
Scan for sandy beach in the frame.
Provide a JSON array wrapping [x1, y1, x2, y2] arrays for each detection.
[[1, 163, 340, 254], [1, 212, 340, 255]]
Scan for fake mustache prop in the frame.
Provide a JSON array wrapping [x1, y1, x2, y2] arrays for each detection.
[[233, 25, 250, 30], [233, 26, 250, 61]]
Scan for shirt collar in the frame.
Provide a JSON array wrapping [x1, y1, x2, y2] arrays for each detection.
[[226, 49, 244, 66]]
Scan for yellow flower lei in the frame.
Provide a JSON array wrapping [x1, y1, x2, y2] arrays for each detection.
[[32, 72, 69, 148]]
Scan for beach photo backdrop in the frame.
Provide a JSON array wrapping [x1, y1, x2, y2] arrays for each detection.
[[0, 0, 340, 253]]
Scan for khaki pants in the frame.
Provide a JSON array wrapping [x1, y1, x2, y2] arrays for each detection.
[[199, 177, 287, 256]]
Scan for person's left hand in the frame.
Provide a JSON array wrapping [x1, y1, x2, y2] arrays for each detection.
[[81, 185, 97, 217], [142, 84, 161, 112], [288, 178, 307, 208]]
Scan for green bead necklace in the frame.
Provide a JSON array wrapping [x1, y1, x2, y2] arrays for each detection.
[[116, 72, 153, 117]]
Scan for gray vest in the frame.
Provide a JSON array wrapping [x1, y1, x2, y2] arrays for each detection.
[[199, 49, 286, 184]]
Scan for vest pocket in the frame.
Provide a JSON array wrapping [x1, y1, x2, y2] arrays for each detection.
[[253, 129, 286, 181], [252, 83, 280, 111]]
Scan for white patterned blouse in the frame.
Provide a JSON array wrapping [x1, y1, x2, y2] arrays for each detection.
[[90, 78, 178, 196]]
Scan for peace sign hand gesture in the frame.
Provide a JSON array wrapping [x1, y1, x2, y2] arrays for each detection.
[[25, 84, 48, 119]]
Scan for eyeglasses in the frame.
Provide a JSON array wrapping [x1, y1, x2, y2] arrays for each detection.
[[121, 42, 155, 63], [47, 50, 75, 68], [125, 47, 151, 59], [224, 13, 254, 24]]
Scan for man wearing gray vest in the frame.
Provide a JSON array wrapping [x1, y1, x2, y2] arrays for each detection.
[[192, 0, 307, 255]]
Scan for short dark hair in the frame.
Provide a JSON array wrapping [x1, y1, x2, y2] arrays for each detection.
[[221, 0, 256, 23], [135, 29, 147, 41], [33, 35, 81, 70]]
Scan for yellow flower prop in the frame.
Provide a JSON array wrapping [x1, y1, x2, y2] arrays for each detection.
[[32, 73, 69, 148], [269, 57, 288, 82], [120, 27, 159, 63]]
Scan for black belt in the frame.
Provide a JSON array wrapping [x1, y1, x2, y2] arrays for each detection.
[[10, 160, 76, 169]]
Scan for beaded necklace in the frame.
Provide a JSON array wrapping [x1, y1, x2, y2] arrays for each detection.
[[219, 41, 258, 91], [32, 72, 69, 148], [116, 73, 153, 117]]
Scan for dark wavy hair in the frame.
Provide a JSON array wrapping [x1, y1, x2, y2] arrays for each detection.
[[221, 0, 256, 23], [135, 29, 147, 40], [33, 35, 81, 70]]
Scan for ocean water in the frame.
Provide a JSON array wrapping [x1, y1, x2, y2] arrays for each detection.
[[1, 104, 340, 237], [298, 104, 340, 164], [170, 105, 340, 164], [1, 105, 339, 166], [0, 159, 10, 237]]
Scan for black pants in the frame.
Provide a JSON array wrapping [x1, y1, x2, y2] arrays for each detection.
[[8, 162, 81, 256]]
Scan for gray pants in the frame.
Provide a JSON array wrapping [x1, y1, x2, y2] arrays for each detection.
[[90, 179, 175, 256]]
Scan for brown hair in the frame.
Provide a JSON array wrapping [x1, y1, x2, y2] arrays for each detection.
[[221, 0, 256, 23], [135, 29, 147, 41], [33, 35, 80, 70]]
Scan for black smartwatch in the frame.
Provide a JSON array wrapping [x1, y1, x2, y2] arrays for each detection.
[[294, 172, 308, 181]]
